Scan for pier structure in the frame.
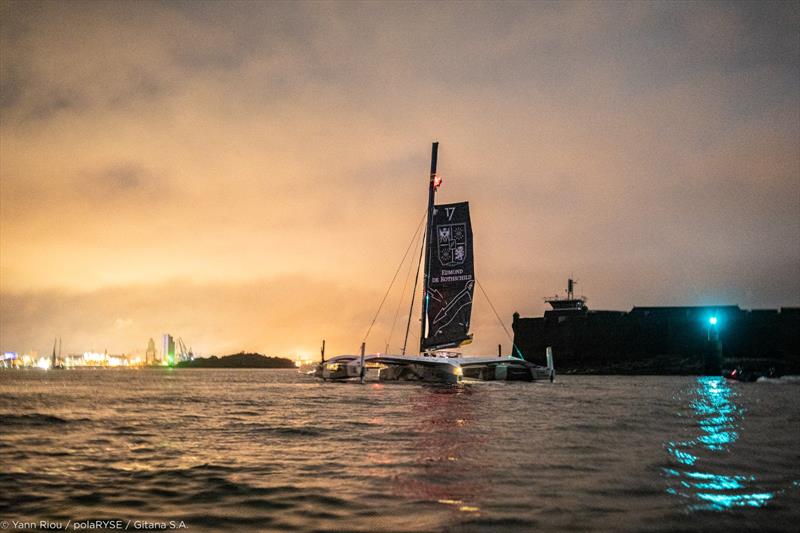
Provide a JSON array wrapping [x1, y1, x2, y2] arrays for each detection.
[[513, 281, 800, 374]]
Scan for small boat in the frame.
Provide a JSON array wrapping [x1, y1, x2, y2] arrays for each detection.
[[315, 143, 553, 384], [723, 366, 779, 383], [50, 337, 65, 370]]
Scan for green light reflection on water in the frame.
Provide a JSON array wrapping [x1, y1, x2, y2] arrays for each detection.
[[664, 376, 774, 511]]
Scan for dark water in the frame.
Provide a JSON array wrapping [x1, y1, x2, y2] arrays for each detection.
[[1, 370, 799, 532]]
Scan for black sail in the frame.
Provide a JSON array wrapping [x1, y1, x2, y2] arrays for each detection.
[[422, 201, 474, 351]]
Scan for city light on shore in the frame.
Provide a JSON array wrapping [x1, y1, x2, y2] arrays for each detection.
[[3, 348, 173, 369]]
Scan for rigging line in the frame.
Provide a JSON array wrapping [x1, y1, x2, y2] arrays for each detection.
[[386, 226, 420, 352], [362, 211, 427, 345], [386, 223, 421, 353], [402, 228, 426, 355], [476, 278, 524, 359]]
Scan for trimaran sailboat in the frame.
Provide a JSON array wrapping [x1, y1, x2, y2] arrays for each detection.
[[314, 142, 554, 384]]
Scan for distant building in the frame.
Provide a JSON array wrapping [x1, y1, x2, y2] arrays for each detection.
[[146, 338, 156, 364], [162, 334, 175, 366], [62, 351, 140, 367]]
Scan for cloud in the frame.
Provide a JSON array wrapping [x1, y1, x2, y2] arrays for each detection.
[[0, 275, 399, 358], [78, 162, 169, 201], [113, 317, 133, 330], [1, 1, 798, 355]]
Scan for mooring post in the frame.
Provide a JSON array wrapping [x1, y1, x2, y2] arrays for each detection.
[[498, 344, 502, 357], [705, 318, 722, 375], [546, 346, 556, 382], [359, 342, 366, 384], [320, 339, 326, 363]]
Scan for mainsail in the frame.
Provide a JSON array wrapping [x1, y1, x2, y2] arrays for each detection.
[[422, 201, 474, 351]]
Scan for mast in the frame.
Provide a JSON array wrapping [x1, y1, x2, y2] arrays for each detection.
[[420, 141, 438, 354]]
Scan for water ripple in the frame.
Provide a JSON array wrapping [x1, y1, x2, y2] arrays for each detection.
[[1, 370, 798, 531]]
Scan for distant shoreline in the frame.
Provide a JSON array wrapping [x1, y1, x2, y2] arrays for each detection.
[[176, 352, 295, 369]]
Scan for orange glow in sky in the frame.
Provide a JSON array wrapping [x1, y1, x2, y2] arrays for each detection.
[[1, 1, 798, 357]]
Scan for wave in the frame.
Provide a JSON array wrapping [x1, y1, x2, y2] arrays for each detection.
[[756, 375, 800, 384], [0, 413, 87, 426]]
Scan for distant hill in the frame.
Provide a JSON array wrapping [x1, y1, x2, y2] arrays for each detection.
[[176, 352, 295, 369]]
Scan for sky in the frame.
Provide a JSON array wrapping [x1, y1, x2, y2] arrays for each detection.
[[1, 0, 798, 358]]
